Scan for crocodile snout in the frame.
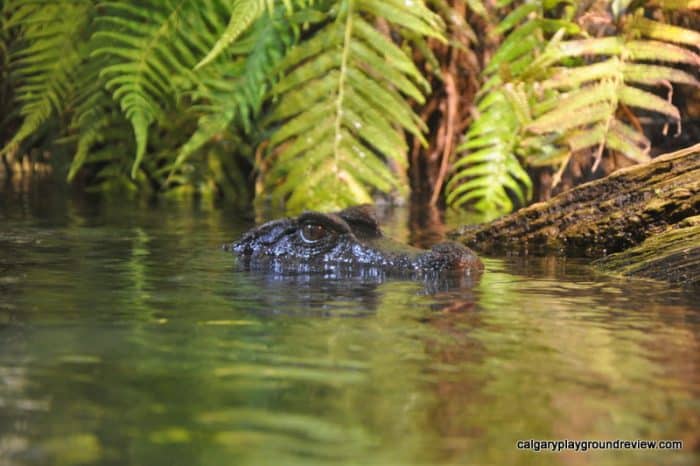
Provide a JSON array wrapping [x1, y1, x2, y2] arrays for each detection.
[[416, 241, 483, 273]]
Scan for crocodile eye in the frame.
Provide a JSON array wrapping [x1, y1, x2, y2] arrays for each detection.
[[300, 223, 328, 244]]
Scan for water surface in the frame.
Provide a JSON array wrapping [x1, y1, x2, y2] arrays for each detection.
[[1, 182, 699, 466]]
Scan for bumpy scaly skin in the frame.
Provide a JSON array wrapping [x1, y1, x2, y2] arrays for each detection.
[[228, 205, 483, 275]]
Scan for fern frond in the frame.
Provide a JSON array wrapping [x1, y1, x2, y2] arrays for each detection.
[[447, 90, 532, 213], [1, 1, 92, 156], [68, 88, 115, 181], [649, 0, 700, 9], [63, 51, 121, 182], [626, 15, 700, 48], [167, 4, 296, 182], [523, 34, 699, 163], [195, 0, 268, 69], [264, 0, 444, 212], [92, 0, 234, 178], [448, 0, 700, 215]]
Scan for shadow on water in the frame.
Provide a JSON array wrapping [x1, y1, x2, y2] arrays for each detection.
[[0, 181, 699, 466]]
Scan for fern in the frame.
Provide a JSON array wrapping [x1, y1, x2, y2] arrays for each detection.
[[86, 0, 303, 196], [263, 0, 444, 212], [448, 0, 700, 214], [1, 2, 12, 142], [1, 1, 92, 157], [4, 0, 696, 212], [446, 89, 532, 213], [166, 4, 296, 181], [194, 0, 269, 70], [525, 19, 699, 169], [66, 56, 123, 183], [92, 0, 238, 178]]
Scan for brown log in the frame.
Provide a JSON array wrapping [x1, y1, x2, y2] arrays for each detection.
[[594, 216, 700, 288], [450, 143, 700, 286]]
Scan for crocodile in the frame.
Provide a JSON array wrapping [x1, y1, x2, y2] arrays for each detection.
[[227, 205, 483, 277]]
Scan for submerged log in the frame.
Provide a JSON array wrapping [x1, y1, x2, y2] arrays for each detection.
[[451, 143, 700, 286]]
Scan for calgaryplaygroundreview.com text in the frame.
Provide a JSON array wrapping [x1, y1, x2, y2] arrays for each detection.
[[517, 439, 684, 452]]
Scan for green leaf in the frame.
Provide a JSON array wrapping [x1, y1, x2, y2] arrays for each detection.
[[622, 63, 700, 86], [269, 71, 340, 121], [564, 125, 606, 152], [540, 60, 622, 90], [2, 2, 92, 156], [528, 100, 615, 134], [606, 120, 651, 164], [195, 0, 267, 69], [353, 16, 428, 88], [263, 0, 439, 210], [495, 3, 540, 35], [649, 0, 700, 9], [627, 40, 700, 65], [554, 37, 623, 58], [447, 90, 531, 214], [618, 85, 680, 120], [168, 111, 235, 177], [627, 16, 700, 49], [357, 0, 445, 41]]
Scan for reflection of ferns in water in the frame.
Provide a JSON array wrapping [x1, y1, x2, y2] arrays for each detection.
[[447, 0, 700, 216]]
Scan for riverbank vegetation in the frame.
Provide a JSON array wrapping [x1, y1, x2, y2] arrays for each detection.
[[1, 0, 698, 216]]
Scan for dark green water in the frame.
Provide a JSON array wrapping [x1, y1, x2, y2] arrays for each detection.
[[1, 182, 699, 466]]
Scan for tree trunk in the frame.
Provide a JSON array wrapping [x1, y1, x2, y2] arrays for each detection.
[[450, 143, 700, 286]]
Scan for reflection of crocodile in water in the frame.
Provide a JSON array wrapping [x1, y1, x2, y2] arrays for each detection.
[[226, 205, 483, 278]]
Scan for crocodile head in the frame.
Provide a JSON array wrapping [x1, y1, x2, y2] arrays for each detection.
[[227, 205, 483, 277]]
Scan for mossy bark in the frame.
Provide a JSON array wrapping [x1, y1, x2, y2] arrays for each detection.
[[450, 143, 700, 286], [593, 216, 700, 288]]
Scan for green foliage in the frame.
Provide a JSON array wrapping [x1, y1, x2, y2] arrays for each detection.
[[446, 89, 532, 213], [447, 0, 700, 215], [91, 0, 264, 179], [1, 0, 698, 214], [0, 0, 444, 211], [0, 0, 304, 200], [0, 3, 12, 145], [167, 3, 295, 180], [263, 0, 443, 211], [2, 1, 92, 157]]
